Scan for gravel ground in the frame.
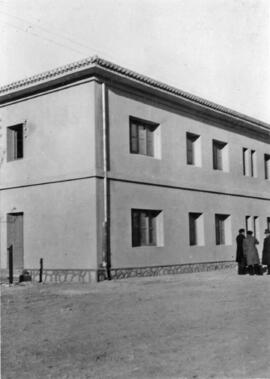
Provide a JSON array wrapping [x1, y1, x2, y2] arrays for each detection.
[[1, 269, 270, 379]]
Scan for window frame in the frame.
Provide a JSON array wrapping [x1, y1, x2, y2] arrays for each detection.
[[215, 214, 231, 245], [7, 123, 24, 162], [129, 116, 159, 157], [186, 132, 201, 166], [131, 209, 162, 247], [189, 212, 204, 246], [212, 139, 227, 171], [264, 154, 270, 180]]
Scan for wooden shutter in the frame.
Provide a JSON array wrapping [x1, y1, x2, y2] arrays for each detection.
[[146, 127, 154, 156], [213, 142, 218, 169], [148, 212, 157, 245], [16, 125, 23, 159], [187, 135, 194, 164], [216, 146, 222, 170], [215, 215, 220, 244], [132, 210, 140, 246], [250, 150, 254, 177], [243, 148, 246, 175], [139, 211, 147, 245], [7, 128, 15, 161], [138, 125, 147, 155], [130, 122, 138, 153], [189, 214, 196, 245], [220, 218, 225, 244]]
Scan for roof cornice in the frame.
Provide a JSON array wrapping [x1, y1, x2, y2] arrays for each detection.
[[0, 55, 269, 135]]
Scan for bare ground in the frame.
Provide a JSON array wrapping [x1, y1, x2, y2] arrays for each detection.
[[1, 269, 270, 379]]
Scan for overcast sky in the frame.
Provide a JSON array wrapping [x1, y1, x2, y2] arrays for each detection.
[[0, 0, 269, 123]]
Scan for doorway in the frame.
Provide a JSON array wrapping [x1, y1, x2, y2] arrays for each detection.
[[7, 213, 24, 270]]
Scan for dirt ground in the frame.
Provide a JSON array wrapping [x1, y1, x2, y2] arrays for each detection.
[[1, 269, 270, 379]]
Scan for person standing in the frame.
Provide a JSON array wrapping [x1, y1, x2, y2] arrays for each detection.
[[262, 229, 270, 275], [236, 229, 246, 275], [243, 231, 261, 275]]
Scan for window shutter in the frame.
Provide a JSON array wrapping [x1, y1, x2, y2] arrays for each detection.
[[187, 136, 194, 164], [130, 122, 138, 153], [7, 128, 15, 161], [215, 215, 220, 244], [250, 150, 255, 177], [213, 143, 217, 169], [138, 125, 147, 155], [189, 214, 196, 245], [148, 213, 157, 245], [217, 146, 222, 170], [132, 210, 140, 246], [140, 211, 147, 245], [16, 125, 23, 159], [220, 218, 225, 244], [146, 128, 154, 157]]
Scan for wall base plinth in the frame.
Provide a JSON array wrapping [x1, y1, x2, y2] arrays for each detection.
[[109, 261, 237, 280]]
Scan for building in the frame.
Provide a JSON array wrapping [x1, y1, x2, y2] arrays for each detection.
[[0, 56, 269, 282]]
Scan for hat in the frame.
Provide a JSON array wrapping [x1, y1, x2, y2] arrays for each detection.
[[265, 229, 270, 234]]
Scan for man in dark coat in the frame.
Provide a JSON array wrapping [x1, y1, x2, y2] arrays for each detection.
[[236, 228, 246, 275], [262, 229, 270, 275]]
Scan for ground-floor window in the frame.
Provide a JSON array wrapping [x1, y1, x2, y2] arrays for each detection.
[[215, 214, 231, 245], [131, 209, 163, 247], [189, 212, 204, 246]]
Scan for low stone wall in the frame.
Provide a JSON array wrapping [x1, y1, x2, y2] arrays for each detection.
[[109, 261, 237, 280], [2, 261, 237, 284], [27, 269, 97, 283]]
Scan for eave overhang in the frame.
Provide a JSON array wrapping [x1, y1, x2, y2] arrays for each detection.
[[0, 56, 269, 140]]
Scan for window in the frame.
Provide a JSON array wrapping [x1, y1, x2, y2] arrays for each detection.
[[250, 150, 257, 177], [7, 124, 24, 161], [212, 140, 228, 171], [245, 216, 252, 232], [130, 117, 159, 157], [243, 148, 257, 177], [246, 215, 259, 239], [131, 209, 163, 247], [215, 214, 231, 245], [243, 148, 249, 176], [265, 154, 270, 179], [189, 213, 204, 246], [186, 132, 201, 166], [253, 216, 259, 240], [267, 217, 270, 230]]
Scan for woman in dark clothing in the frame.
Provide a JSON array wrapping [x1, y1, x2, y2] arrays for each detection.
[[262, 229, 270, 275], [236, 229, 246, 275]]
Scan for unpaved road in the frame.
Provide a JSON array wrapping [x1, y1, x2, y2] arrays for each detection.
[[1, 269, 270, 378]]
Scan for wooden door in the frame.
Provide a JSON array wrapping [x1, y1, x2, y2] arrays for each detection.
[[7, 213, 24, 270]]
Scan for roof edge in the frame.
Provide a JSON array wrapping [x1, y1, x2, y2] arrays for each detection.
[[0, 55, 269, 131]]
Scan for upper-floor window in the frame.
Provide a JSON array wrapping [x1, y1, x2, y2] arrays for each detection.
[[264, 154, 270, 180], [243, 148, 257, 177], [212, 140, 228, 171], [131, 209, 163, 247], [186, 132, 201, 166], [129, 117, 160, 158], [7, 124, 24, 161]]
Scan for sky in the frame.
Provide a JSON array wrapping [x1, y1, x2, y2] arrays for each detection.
[[0, 0, 269, 123]]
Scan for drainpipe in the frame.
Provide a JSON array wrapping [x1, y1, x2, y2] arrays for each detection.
[[102, 82, 111, 280]]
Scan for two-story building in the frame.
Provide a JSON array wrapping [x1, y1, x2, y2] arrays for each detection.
[[0, 56, 269, 282]]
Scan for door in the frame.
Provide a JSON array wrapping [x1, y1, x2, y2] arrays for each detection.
[[7, 213, 24, 270]]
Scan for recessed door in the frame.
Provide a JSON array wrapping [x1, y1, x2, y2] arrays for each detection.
[[7, 213, 24, 270]]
